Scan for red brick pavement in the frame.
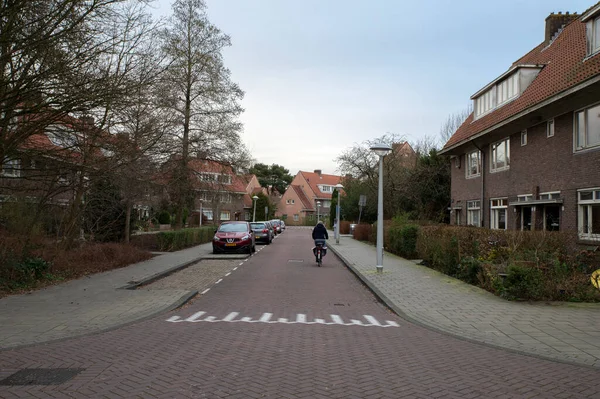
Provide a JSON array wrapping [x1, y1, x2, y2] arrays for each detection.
[[1, 229, 599, 398]]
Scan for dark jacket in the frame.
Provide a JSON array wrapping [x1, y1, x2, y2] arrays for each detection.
[[312, 223, 329, 240]]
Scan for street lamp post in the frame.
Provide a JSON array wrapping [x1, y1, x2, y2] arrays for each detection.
[[252, 195, 259, 222], [316, 201, 321, 222], [370, 142, 392, 273], [199, 200, 203, 227], [334, 183, 344, 244]]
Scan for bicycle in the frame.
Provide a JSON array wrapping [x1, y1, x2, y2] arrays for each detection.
[[313, 239, 327, 266]]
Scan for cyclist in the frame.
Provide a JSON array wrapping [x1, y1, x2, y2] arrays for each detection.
[[311, 220, 329, 262]]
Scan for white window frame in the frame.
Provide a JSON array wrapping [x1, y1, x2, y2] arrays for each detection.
[[293, 214, 299, 221], [539, 191, 560, 200], [547, 119, 555, 138], [286, 199, 295, 205], [245, 212, 251, 221], [320, 185, 332, 193], [490, 138, 510, 172], [578, 188, 600, 241], [490, 198, 508, 230], [220, 193, 232, 203], [586, 16, 600, 56], [1, 158, 21, 177], [517, 194, 533, 202], [203, 210, 213, 221], [574, 103, 600, 151], [220, 211, 230, 221], [521, 130, 527, 146], [465, 150, 481, 178], [466, 200, 481, 227]]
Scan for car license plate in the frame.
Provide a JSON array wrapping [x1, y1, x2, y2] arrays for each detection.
[[255, 235, 261, 239], [225, 243, 236, 247]]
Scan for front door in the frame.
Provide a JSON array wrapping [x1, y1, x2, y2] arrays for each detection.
[[521, 207, 532, 231], [544, 205, 560, 231]]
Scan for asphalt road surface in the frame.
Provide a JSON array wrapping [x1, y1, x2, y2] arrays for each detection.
[[1, 228, 599, 398]]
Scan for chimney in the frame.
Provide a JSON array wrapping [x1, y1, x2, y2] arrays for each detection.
[[314, 169, 322, 176], [545, 11, 579, 45]]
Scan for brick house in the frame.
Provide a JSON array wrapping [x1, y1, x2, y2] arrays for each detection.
[[440, 5, 600, 243], [188, 159, 255, 224], [276, 170, 342, 225]]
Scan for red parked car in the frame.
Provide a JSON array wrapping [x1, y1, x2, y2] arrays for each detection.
[[212, 221, 256, 254]]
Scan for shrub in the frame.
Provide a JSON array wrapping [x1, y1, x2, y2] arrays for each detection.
[[156, 227, 215, 251], [388, 224, 419, 259], [353, 223, 372, 242], [157, 211, 171, 225], [456, 256, 482, 285], [340, 221, 351, 234], [503, 264, 544, 300]]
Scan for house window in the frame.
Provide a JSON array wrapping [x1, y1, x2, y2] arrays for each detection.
[[575, 104, 600, 150], [245, 212, 250, 221], [466, 151, 481, 178], [578, 188, 600, 241], [293, 214, 299, 221], [454, 156, 460, 169], [521, 130, 527, 146], [320, 185, 332, 193], [218, 174, 232, 184], [454, 209, 462, 226], [539, 192, 560, 200], [203, 210, 213, 221], [475, 88, 495, 118], [490, 138, 510, 172], [467, 200, 481, 227], [220, 193, 232, 203], [220, 211, 230, 221], [1, 158, 20, 177], [586, 16, 600, 56], [517, 194, 533, 202], [547, 119, 555, 137], [286, 199, 295, 205], [497, 74, 518, 106], [490, 198, 508, 230]]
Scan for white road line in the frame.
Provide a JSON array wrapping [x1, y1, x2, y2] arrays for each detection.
[[314, 318, 326, 324], [204, 316, 216, 321], [350, 319, 364, 326], [296, 314, 307, 323], [386, 320, 400, 327], [238, 263, 244, 266], [201, 288, 210, 295], [277, 318, 288, 323], [331, 315, 344, 325], [259, 313, 273, 322], [215, 279, 223, 284], [225, 272, 231, 276], [223, 312, 239, 321], [364, 315, 382, 326], [166, 316, 182, 322], [240, 317, 252, 322], [185, 311, 206, 322], [233, 267, 238, 270]]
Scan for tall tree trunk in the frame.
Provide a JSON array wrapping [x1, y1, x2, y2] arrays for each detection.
[[124, 200, 132, 243]]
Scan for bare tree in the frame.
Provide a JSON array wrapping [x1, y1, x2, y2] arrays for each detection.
[[159, 0, 246, 228], [439, 105, 473, 145]]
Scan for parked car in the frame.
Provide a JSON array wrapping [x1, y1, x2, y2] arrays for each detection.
[[280, 220, 286, 230], [250, 221, 273, 244], [265, 220, 277, 236], [212, 221, 256, 254], [270, 219, 283, 234]]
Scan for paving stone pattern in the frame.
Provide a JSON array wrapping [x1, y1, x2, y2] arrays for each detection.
[[329, 237, 600, 368], [1, 229, 600, 398]]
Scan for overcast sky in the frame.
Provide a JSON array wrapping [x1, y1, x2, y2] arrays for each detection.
[[152, 0, 592, 175]]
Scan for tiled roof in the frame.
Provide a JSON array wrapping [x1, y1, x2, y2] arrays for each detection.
[[299, 170, 342, 200], [443, 13, 600, 151], [188, 159, 247, 193], [242, 193, 253, 208], [291, 185, 314, 210]]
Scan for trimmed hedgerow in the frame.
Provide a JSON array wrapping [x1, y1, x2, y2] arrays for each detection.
[[156, 227, 215, 251]]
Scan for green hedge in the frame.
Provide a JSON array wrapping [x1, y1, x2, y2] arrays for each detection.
[[156, 227, 215, 251]]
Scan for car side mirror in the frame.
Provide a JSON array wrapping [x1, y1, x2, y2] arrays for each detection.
[[214, 229, 217, 233]]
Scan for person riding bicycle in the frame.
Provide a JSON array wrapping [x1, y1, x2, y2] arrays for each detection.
[[312, 221, 329, 261]]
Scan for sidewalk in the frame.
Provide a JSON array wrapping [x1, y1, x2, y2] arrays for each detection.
[[0, 243, 220, 350], [329, 235, 600, 368]]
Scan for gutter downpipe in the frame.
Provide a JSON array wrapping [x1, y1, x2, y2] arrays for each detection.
[[472, 140, 485, 228]]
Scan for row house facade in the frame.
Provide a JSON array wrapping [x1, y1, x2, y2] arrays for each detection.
[[276, 170, 342, 225], [441, 5, 600, 244]]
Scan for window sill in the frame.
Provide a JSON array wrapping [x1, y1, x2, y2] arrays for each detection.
[[490, 167, 510, 174], [465, 174, 481, 179]]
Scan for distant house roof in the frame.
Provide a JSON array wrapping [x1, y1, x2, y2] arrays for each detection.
[[291, 185, 314, 210], [188, 159, 247, 193], [299, 170, 342, 200], [443, 10, 600, 152]]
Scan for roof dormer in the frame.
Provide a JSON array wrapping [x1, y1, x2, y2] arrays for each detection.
[[583, 5, 600, 57], [471, 65, 543, 120]]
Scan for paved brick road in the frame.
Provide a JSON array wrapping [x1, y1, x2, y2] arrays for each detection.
[[1, 230, 599, 398]]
